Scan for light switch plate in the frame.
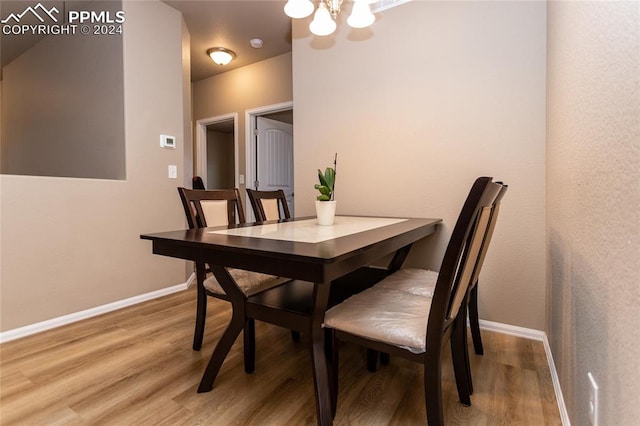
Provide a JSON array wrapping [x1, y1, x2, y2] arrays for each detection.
[[168, 165, 177, 179]]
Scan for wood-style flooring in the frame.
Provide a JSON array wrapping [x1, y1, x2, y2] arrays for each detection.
[[0, 287, 561, 425]]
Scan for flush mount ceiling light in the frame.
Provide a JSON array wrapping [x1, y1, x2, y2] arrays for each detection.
[[284, 0, 376, 36], [207, 47, 236, 65]]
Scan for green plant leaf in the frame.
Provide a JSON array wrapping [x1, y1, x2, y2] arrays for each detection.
[[317, 185, 331, 195], [318, 169, 329, 188], [315, 165, 336, 200], [324, 167, 335, 191]]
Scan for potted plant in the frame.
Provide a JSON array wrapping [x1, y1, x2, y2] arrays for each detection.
[[314, 154, 337, 225]]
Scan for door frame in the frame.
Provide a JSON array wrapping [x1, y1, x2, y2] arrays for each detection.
[[195, 113, 239, 188], [245, 101, 293, 207]]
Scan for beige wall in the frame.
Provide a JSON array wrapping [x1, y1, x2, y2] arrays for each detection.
[[293, 1, 547, 330], [546, 2, 640, 424], [191, 52, 293, 188], [0, 0, 189, 332]]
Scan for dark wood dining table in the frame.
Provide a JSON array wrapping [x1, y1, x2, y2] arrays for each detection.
[[141, 215, 441, 425]]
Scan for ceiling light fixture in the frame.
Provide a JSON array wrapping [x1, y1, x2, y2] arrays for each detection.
[[284, 0, 376, 36], [207, 47, 236, 65]]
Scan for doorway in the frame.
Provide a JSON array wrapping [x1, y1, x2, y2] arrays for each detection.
[[195, 113, 238, 189], [246, 102, 294, 219]]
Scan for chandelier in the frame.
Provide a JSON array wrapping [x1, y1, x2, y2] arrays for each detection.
[[284, 0, 376, 37]]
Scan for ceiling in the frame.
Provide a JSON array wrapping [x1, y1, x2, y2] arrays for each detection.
[[163, 0, 410, 82], [162, 1, 293, 82], [0, 0, 292, 82], [1, 1, 407, 82]]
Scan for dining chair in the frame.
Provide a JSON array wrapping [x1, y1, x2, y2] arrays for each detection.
[[245, 188, 304, 341], [323, 177, 503, 425], [246, 188, 291, 222], [373, 183, 508, 394], [177, 187, 290, 373]]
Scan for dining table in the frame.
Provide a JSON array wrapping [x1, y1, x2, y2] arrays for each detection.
[[141, 215, 441, 425]]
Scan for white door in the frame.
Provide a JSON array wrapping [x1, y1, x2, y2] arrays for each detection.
[[256, 117, 294, 217]]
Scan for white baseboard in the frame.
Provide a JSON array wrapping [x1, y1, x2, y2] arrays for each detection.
[[478, 319, 570, 426], [542, 333, 572, 426], [478, 318, 545, 341], [0, 282, 189, 344], [185, 272, 196, 289]]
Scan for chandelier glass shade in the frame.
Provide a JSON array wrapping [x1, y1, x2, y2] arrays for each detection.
[[284, 0, 316, 18], [284, 0, 376, 36]]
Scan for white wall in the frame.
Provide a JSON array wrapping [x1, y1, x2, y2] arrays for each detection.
[[546, 1, 640, 424], [0, 0, 189, 332], [293, 1, 547, 329]]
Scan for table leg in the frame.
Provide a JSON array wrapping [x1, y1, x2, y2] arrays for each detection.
[[387, 243, 413, 273], [310, 282, 333, 426], [197, 265, 246, 393], [197, 303, 244, 392]]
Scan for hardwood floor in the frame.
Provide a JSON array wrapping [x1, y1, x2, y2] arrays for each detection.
[[0, 288, 561, 425]]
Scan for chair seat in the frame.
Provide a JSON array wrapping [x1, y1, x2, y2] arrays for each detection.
[[374, 268, 438, 297], [324, 286, 432, 354], [204, 269, 290, 297]]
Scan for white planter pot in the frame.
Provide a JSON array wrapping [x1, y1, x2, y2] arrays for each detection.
[[315, 200, 337, 226]]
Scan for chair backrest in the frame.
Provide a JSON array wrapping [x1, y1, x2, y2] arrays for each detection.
[[246, 189, 291, 222], [468, 184, 508, 289], [177, 187, 246, 229], [426, 178, 504, 345]]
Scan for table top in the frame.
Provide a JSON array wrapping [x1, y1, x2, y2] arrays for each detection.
[[209, 216, 408, 243], [141, 216, 441, 282]]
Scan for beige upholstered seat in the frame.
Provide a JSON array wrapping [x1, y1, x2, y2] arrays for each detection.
[[324, 287, 431, 354], [374, 268, 438, 298], [204, 270, 290, 297]]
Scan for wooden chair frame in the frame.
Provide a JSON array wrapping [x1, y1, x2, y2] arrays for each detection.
[[460, 184, 508, 394], [245, 188, 302, 341], [246, 188, 291, 222], [368, 184, 508, 398], [177, 187, 256, 371]]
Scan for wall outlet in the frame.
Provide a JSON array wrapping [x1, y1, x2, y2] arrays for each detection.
[[588, 372, 599, 426]]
